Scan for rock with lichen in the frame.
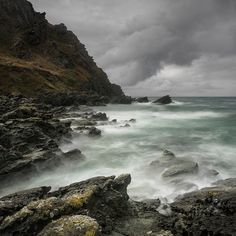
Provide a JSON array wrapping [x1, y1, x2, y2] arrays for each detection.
[[38, 215, 101, 236]]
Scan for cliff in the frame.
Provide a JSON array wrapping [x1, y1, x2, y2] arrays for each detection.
[[0, 0, 125, 98]]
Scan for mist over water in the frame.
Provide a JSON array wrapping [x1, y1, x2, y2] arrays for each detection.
[[2, 97, 236, 202]]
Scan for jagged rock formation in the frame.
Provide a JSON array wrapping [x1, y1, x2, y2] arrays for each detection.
[[0, 0, 126, 100], [0, 175, 235, 236]]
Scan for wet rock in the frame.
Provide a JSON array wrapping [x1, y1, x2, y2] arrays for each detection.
[[162, 161, 198, 178], [120, 124, 131, 128], [213, 178, 236, 188], [0, 95, 72, 182], [38, 215, 101, 236], [170, 184, 236, 235], [110, 95, 132, 104], [72, 119, 97, 127], [90, 112, 108, 121], [207, 169, 219, 176], [161, 150, 176, 161], [153, 95, 172, 105], [0, 174, 132, 235], [0, 186, 51, 217], [63, 149, 84, 160], [88, 127, 102, 136], [134, 97, 149, 103], [129, 119, 136, 123]]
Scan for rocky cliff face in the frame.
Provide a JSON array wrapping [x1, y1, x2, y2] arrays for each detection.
[[0, 0, 124, 98]]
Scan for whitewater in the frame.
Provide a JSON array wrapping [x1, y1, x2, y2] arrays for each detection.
[[3, 97, 236, 202]]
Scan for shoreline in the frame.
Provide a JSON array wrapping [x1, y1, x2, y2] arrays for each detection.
[[0, 94, 235, 235]]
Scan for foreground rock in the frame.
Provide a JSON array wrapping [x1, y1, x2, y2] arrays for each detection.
[[170, 178, 236, 235], [0, 175, 235, 236], [0, 174, 131, 235], [153, 95, 172, 105]]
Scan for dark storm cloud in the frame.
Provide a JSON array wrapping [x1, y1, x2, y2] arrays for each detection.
[[30, 0, 236, 95]]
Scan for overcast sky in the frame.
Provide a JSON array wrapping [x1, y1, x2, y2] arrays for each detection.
[[30, 0, 236, 96]]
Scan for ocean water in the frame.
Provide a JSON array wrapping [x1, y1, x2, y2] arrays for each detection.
[[2, 97, 236, 201]]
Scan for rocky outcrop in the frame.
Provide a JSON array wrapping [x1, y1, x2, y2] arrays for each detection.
[[0, 174, 131, 236], [0, 95, 112, 189], [169, 178, 236, 235], [0, 175, 235, 236], [153, 95, 172, 105], [0, 0, 129, 102], [133, 97, 149, 103]]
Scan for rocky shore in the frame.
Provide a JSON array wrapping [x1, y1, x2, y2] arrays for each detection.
[[0, 93, 123, 190], [0, 94, 235, 236], [0, 173, 235, 235]]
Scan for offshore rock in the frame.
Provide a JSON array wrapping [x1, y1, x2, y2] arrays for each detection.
[[134, 97, 149, 103], [153, 95, 172, 105]]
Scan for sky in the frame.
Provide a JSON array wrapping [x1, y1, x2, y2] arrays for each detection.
[[30, 0, 236, 96]]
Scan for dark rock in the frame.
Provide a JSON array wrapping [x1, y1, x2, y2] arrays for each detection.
[[129, 119, 136, 123], [170, 184, 236, 235], [0, 186, 51, 217], [153, 95, 172, 105], [134, 97, 149, 103], [0, 95, 72, 182], [88, 127, 102, 136], [207, 169, 219, 176], [0, 174, 235, 236], [162, 161, 198, 178], [63, 149, 84, 160], [0, 174, 131, 235], [213, 178, 236, 188], [90, 112, 108, 121], [110, 95, 132, 104]]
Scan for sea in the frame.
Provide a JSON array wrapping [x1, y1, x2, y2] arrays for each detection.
[[2, 97, 236, 202]]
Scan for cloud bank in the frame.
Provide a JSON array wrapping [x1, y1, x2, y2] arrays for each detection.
[[30, 0, 236, 96]]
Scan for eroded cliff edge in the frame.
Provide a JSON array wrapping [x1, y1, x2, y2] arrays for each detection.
[[0, 0, 128, 102]]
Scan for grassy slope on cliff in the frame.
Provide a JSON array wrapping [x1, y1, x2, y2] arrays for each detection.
[[0, 0, 123, 97]]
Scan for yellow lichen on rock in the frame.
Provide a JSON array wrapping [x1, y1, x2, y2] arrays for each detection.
[[38, 215, 100, 236], [65, 186, 97, 209]]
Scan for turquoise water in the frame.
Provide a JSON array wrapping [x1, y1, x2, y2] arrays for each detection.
[[60, 97, 236, 201], [3, 97, 236, 201]]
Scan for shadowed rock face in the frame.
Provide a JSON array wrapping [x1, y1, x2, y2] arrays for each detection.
[[0, 0, 125, 99]]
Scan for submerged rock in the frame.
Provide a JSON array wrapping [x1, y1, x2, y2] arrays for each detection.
[[162, 161, 198, 178], [153, 95, 172, 105], [63, 149, 84, 160]]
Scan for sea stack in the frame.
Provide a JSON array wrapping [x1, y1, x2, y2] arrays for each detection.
[[153, 95, 172, 104]]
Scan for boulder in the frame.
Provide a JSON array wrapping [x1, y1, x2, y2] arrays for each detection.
[[170, 184, 236, 235], [90, 112, 108, 121], [0, 174, 131, 235], [134, 97, 149, 103], [162, 161, 198, 178], [63, 149, 84, 160], [153, 95, 172, 105], [110, 95, 132, 104], [88, 127, 102, 136], [38, 215, 101, 236]]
